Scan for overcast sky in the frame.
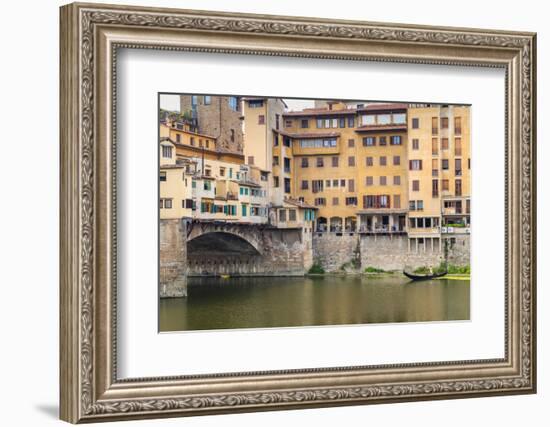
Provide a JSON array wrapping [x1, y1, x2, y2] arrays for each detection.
[[159, 94, 315, 113]]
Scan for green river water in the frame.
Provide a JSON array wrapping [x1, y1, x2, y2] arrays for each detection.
[[159, 275, 470, 332]]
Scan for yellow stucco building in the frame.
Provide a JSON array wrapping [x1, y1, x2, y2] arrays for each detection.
[[159, 99, 470, 254]]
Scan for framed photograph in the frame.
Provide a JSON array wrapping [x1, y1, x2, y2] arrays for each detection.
[[60, 2, 536, 423]]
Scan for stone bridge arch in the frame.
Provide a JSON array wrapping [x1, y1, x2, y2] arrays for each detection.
[[186, 221, 264, 256]]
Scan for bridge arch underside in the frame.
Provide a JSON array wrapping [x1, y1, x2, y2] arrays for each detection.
[[187, 232, 263, 275]]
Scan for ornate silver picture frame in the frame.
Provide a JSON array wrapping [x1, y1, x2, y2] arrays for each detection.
[[60, 2, 536, 423]]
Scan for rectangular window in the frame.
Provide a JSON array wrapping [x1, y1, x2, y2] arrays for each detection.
[[455, 179, 462, 196], [333, 179, 339, 187], [394, 195, 401, 209], [362, 115, 376, 126], [348, 179, 355, 192], [378, 114, 391, 124], [432, 137, 438, 155], [275, 114, 280, 130], [285, 119, 293, 128], [325, 119, 331, 128], [284, 178, 291, 194], [301, 180, 308, 190], [393, 155, 400, 166], [273, 156, 279, 166], [316, 157, 324, 167], [165, 199, 172, 209], [332, 118, 338, 128], [341, 179, 346, 187], [332, 197, 339, 206], [348, 116, 355, 127], [455, 158, 462, 176], [391, 135, 402, 145], [289, 209, 297, 221], [283, 137, 291, 147], [442, 159, 449, 170], [230, 129, 235, 142], [162, 145, 173, 158], [454, 117, 462, 135], [284, 157, 291, 173], [417, 200, 424, 210], [273, 176, 279, 187], [455, 137, 462, 156], [325, 180, 331, 188], [204, 95, 211, 105], [301, 157, 308, 168], [363, 195, 391, 209], [314, 198, 326, 206], [248, 156, 254, 165], [412, 118, 419, 129], [412, 180, 420, 191], [332, 156, 339, 167], [363, 137, 376, 147], [348, 156, 356, 167], [379, 176, 387, 186], [379, 136, 387, 146], [442, 179, 449, 191], [312, 180, 324, 193], [393, 113, 406, 124], [366, 176, 373, 186], [432, 117, 438, 134], [409, 160, 423, 170], [366, 156, 373, 166], [380, 156, 387, 166], [258, 115, 265, 125], [441, 137, 449, 150], [393, 175, 401, 185], [219, 167, 225, 177], [301, 119, 309, 128], [348, 139, 355, 148], [441, 117, 449, 129], [412, 138, 419, 150], [432, 179, 439, 197], [175, 134, 181, 143], [346, 197, 358, 206], [228, 96, 239, 111], [159, 171, 166, 182], [339, 117, 346, 128], [190, 137, 195, 146], [316, 119, 323, 128], [278, 209, 286, 222]]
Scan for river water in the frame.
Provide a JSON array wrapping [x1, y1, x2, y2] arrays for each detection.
[[159, 275, 470, 332]]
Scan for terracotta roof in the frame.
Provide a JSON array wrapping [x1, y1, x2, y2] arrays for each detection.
[[357, 103, 408, 112], [283, 108, 357, 117], [160, 164, 185, 169], [283, 103, 408, 117], [238, 180, 262, 188], [278, 131, 340, 139], [283, 198, 318, 209], [163, 137, 244, 160], [160, 123, 217, 140], [354, 124, 407, 132]]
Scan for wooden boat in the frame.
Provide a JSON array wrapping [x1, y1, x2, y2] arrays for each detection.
[[403, 269, 447, 281]]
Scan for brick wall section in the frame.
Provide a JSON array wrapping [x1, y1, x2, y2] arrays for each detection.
[[313, 233, 470, 272], [159, 219, 188, 297], [312, 233, 360, 272], [180, 95, 244, 153], [360, 235, 442, 271], [445, 235, 471, 266]]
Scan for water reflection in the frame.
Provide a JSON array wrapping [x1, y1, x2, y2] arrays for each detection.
[[159, 276, 470, 332]]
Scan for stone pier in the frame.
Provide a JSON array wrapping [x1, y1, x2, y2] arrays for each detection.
[[159, 218, 188, 298]]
